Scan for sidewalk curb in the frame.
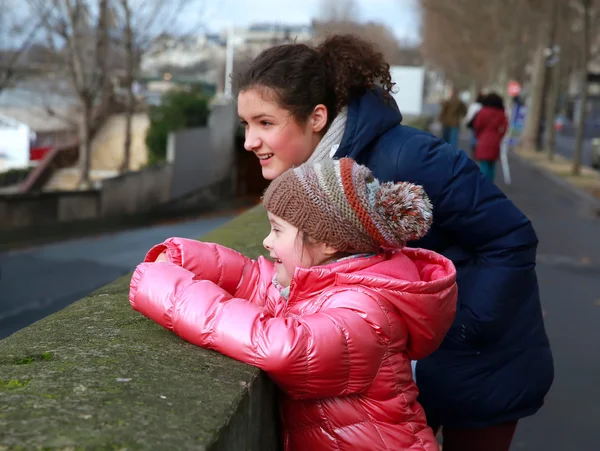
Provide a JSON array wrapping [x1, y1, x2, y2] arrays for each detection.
[[511, 151, 600, 215]]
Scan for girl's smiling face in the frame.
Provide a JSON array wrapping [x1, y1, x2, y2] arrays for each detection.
[[262, 212, 337, 287], [237, 88, 328, 180]]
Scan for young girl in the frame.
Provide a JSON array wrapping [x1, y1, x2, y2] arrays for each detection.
[[129, 158, 458, 451]]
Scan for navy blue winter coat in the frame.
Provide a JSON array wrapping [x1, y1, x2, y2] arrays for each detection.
[[334, 89, 554, 428]]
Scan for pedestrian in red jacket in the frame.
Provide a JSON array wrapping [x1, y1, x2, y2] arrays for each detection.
[[473, 92, 508, 181], [130, 158, 458, 451]]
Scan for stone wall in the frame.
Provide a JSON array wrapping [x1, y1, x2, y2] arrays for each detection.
[[0, 206, 281, 450], [168, 103, 237, 200], [101, 163, 173, 217], [0, 190, 100, 231]]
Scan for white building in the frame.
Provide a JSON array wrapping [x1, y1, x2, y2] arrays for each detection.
[[0, 115, 32, 172], [225, 24, 313, 56], [141, 34, 227, 74], [0, 106, 78, 172], [142, 25, 313, 75]]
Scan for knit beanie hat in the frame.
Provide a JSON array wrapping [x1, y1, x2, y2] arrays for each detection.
[[262, 158, 433, 253]]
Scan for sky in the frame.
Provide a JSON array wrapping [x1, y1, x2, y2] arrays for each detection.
[[199, 0, 421, 42], [1, 0, 420, 47]]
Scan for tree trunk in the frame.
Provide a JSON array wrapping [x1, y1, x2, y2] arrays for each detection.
[[572, 0, 590, 176], [79, 99, 93, 188], [120, 0, 134, 174], [571, 74, 588, 175], [544, 58, 561, 161], [544, 0, 561, 161], [521, 42, 547, 150], [122, 86, 133, 173]]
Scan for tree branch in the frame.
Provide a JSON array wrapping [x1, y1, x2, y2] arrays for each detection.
[[92, 0, 110, 94], [0, 4, 55, 91]]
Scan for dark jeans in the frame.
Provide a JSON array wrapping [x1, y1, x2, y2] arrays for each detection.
[[442, 126, 459, 149], [470, 131, 477, 157], [432, 421, 518, 451]]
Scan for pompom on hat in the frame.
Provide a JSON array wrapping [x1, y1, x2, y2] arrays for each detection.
[[262, 158, 433, 254]]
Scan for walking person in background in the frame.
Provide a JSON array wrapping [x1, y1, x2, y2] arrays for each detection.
[[439, 90, 467, 148], [464, 92, 486, 158], [473, 92, 508, 182]]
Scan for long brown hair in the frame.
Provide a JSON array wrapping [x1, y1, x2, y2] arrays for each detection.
[[236, 34, 395, 130]]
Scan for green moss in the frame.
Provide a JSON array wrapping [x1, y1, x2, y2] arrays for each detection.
[[14, 352, 54, 364], [0, 379, 31, 389]]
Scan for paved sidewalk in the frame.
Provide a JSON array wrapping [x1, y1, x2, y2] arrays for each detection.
[[494, 155, 600, 450]]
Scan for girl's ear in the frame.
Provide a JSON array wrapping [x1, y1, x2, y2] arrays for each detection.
[[310, 104, 328, 133], [321, 242, 340, 257]]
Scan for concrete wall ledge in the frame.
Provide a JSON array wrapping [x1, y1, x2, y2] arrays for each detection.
[[0, 206, 280, 450]]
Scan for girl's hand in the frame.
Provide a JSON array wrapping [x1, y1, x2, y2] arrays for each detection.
[[155, 252, 168, 262]]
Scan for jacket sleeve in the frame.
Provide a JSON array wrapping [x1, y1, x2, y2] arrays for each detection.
[[129, 263, 385, 399], [144, 238, 260, 299], [395, 134, 539, 346]]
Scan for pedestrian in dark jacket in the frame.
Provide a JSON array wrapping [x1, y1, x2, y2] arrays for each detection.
[[237, 34, 554, 451], [439, 91, 467, 149], [474, 92, 508, 181]]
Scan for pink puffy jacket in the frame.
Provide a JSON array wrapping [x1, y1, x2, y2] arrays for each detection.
[[129, 238, 457, 451]]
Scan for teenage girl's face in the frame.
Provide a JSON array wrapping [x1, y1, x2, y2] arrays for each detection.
[[263, 213, 336, 288], [238, 88, 328, 180]]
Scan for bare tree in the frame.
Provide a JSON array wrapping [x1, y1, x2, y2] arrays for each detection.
[[419, 0, 492, 90], [26, 0, 115, 188], [418, 0, 548, 91], [114, 0, 203, 173], [313, 19, 416, 65], [0, 1, 54, 93], [314, 2, 420, 67], [118, 0, 135, 174]]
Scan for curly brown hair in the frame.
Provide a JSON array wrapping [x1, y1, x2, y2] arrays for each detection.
[[236, 34, 394, 129]]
